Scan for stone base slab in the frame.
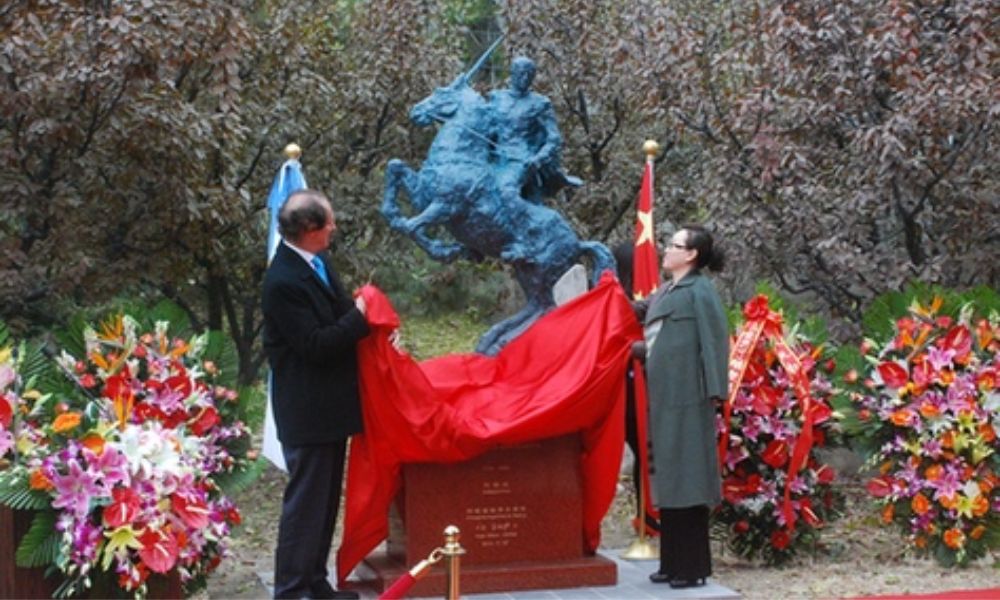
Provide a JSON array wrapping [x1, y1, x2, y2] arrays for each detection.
[[358, 550, 617, 597]]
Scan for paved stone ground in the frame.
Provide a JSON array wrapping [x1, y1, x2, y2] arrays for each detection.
[[257, 551, 740, 599]]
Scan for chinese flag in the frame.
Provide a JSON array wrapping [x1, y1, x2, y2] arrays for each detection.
[[632, 155, 660, 533], [632, 159, 659, 299]]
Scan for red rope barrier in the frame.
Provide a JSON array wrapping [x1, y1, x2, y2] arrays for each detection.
[[377, 551, 441, 600], [379, 572, 416, 600]]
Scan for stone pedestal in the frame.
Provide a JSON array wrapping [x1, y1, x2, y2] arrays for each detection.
[[360, 435, 617, 596]]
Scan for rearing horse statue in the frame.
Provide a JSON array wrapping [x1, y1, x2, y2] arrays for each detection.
[[382, 43, 616, 354]]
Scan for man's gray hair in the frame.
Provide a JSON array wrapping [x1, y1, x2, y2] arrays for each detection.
[[278, 190, 329, 242]]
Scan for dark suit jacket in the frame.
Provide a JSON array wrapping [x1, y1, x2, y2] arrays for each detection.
[[262, 242, 370, 445]]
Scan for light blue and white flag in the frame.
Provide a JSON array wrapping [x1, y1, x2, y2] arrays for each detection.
[[263, 150, 308, 471], [266, 156, 308, 261]]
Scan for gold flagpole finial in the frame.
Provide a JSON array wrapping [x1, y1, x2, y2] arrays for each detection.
[[642, 139, 659, 161], [284, 143, 302, 160]]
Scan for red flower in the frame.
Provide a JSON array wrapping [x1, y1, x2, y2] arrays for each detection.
[[138, 528, 179, 574], [723, 477, 746, 503], [940, 325, 972, 359], [799, 498, 822, 527], [79, 373, 97, 388], [733, 520, 750, 534], [866, 475, 894, 498], [172, 493, 210, 529], [118, 562, 149, 591], [225, 507, 242, 526], [162, 408, 189, 429], [103, 487, 141, 529], [0, 396, 12, 428], [133, 403, 164, 425], [912, 359, 933, 387], [877, 362, 909, 389], [814, 464, 836, 485], [188, 406, 220, 436], [165, 375, 192, 399], [810, 402, 833, 425], [761, 440, 789, 468], [753, 385, 781, 415], [743, 295, 772, 320], [103, 367, 134, 401], [770, 529, 791, 549]]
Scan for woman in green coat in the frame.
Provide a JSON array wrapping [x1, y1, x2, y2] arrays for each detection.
[[643, 224, 728, 588]]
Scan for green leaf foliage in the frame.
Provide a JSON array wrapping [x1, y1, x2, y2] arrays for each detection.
[[15, 510, 61, 568], [201, 330, 240, 389], [0, 472, 51, 511], [215, 456, 268, 496]]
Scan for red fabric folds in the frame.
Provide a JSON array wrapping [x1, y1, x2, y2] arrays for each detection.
[[336, 273, 642, 584]]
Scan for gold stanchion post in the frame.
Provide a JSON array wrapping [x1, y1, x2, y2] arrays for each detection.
[[441, 525, 465, 600], [621, 139, 660, 561]]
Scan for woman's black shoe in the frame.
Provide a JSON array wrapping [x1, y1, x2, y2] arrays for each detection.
[[668, 577, 706, 589], [648, 571, 672, 583]]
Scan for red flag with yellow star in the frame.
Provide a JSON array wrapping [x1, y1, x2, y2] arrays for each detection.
[[633, 159, 659, 299], [632, 154, 660, 535]]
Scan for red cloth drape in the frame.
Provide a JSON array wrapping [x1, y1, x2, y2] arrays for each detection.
[[336, 273, 642, 584]]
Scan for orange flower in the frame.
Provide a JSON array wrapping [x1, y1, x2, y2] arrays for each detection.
[[81, 433, 105, 455], [890, 409, 914, 427], [52, 412, 82, 433], [938, 369, 955, 385], [943, 528, 965, 550], [881, 503, 895, 523], [880, 461, 894, 475], [940, 430, 955, 449], [971, 495, 989, 518], [169, 339, 190, 359], [970, 525, 986, 540], [911, 493, 931, 515], [975, 319, 993, 349], [918, 402, 941, 419], [939, 494, 959, 510], [977, 369, 996, 391], [29, 469, 54, 491], [980, 474, 998, 494], [914, 535, 927, 549], [924, 464, 943, 481], [979, 423, 996, 443]]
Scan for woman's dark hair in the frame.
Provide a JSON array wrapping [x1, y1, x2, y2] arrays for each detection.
[[611, 241, 634, 296], [681, 224, 725, 273], [278, 190, 328, 242]]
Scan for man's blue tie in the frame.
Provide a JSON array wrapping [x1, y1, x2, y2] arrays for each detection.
[[311, 256, 330, 287]]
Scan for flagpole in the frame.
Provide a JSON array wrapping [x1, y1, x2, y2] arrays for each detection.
[[621, 139, 660, 561]]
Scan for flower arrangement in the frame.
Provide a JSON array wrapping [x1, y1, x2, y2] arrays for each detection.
[[714, 294, 843, 564], [839, 291, 1000, 566], [0, 313, 258, 597]]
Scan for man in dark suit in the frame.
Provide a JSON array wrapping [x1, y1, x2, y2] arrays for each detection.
[[262, 189, 369, 599]]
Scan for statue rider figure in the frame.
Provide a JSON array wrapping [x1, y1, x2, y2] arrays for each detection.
[[488, 56, 582, 205]]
